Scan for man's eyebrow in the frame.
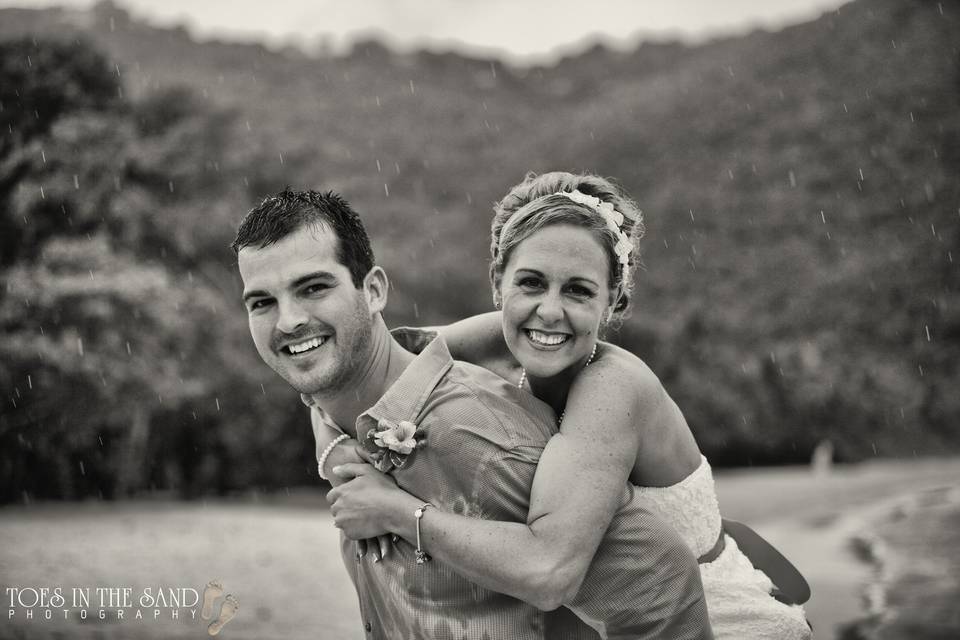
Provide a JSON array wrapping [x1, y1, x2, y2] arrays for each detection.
[[242, 289, 270, 304], [291, 271, 337, 288], [242, 271, 338, 303]]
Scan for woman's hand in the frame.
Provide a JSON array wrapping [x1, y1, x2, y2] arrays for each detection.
[[327, 463, 408, 542]]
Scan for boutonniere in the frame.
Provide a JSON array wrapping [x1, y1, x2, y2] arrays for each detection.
[[362, 418, 426, 472]]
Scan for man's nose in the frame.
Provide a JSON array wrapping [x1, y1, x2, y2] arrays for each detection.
[[535, 290, 564, 324], [276, 297, 309, 334]]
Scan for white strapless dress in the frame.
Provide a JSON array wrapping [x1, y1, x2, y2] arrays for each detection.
[[635, 456, 811, 639]]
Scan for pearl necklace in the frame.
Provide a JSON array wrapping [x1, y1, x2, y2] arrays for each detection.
[[517, 342, 598, 425]]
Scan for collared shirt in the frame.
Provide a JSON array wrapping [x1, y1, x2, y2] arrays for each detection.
[[312, 329, 711, 640]]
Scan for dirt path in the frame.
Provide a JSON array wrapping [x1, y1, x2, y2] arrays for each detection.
[[714, 457, 960, 638], [2, 457, 959, 640]]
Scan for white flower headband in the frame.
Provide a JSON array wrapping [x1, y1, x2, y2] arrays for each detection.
[[500, 189, 635, 266]]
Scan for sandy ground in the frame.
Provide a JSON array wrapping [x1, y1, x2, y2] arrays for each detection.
[[2, 457, 959, 640]]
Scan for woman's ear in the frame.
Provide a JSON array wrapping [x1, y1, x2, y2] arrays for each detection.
[[364, 266, 389, 314]]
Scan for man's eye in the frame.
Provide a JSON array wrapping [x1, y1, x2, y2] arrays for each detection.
[[518, 278, 543, 289], [248, 299, 272, 311], [304, 283, 330, 295]]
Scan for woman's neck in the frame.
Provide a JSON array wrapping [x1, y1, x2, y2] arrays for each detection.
[[526, 368, 577, 417]]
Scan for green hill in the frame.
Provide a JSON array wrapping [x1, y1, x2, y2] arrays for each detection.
[[1, 0, 957, 500]]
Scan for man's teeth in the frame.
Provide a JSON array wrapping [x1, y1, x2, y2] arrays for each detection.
[[287, 337, 326, 354], [526, 330, 568, 346]]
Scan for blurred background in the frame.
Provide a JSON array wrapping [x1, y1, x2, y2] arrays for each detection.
[[1, 0, 958, 638]]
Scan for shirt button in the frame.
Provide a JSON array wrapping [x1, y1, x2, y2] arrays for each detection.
[[365, 622, 372, 632]]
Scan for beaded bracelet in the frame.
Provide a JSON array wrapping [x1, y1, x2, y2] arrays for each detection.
[[414, 503, 433, 564], [317, 434, 351, 480]]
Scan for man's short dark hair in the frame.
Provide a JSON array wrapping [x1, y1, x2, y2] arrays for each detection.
[[231, 188, 375, 288]]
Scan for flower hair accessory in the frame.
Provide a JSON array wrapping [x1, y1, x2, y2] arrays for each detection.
[[362, 418, 425, 472], [554, 190, 633, 266]]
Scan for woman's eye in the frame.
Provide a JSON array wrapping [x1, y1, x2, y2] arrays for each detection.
[[518, 278, 543, 290], [566, 285, 594, 298]]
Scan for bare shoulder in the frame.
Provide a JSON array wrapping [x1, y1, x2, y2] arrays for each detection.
[[572, 342, 667, 412]]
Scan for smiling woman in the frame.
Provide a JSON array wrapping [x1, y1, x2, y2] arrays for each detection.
[[318, 171, 812, 638]]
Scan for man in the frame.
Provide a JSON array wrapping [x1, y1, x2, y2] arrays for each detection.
[[233, 188, 712, 639]]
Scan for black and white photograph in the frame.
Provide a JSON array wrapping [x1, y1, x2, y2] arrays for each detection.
[[1, 1, 958, 638]]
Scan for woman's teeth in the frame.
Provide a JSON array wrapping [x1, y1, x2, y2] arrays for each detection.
[[287, 336, 326, 354], [525, 330, 568, 346]]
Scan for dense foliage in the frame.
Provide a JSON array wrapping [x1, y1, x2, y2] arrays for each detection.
[[0, 0, 957, 501]]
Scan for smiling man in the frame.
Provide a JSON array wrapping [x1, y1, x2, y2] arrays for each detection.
[[232, 188, 712, 640]]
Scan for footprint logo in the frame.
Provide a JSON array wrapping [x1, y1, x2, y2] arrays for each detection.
[[207, 594, 239, 637], [199, 579, 238, 636], [200, 580, 224, 621]]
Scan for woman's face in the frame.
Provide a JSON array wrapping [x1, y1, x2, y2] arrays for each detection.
[[499, 224, 612, 380]]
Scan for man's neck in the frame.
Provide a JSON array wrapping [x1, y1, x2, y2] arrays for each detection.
[[310, 317, 415, 437]]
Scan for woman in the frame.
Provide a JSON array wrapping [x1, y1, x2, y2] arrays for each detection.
[[321, 171, 811, 638]]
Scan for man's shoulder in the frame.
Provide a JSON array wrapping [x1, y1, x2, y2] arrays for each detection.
[[420, 359, 555, 445]]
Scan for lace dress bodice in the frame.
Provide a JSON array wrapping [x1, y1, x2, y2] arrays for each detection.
[[635, 455, 811, 640], [634, 455, 721, 557]]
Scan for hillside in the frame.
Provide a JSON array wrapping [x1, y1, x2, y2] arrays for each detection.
[[0, 0, 958, 500]]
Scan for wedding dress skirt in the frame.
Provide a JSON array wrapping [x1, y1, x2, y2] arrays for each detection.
[[635, 457, 811, 639]]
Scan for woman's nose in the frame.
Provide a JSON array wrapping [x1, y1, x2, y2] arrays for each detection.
[[276, 297, 309, 334], [535, 291, 564, 323]]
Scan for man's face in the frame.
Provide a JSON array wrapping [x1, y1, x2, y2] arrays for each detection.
[[238, 224, 373, 396]]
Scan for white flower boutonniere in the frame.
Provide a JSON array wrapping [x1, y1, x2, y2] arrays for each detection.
[[362, 418, 425, 472]]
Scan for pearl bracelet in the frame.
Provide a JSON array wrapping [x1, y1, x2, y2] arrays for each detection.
[[317, 434, 351, 481]]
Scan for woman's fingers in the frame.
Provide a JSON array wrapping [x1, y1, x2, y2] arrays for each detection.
[[356, 538, 367, 559], [378, 534, 391, 560], [355, 443, 376, 464], [332, 462, 373, 480]]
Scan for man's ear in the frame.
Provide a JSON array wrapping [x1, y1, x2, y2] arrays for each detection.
[[363, 266, 389, 314]]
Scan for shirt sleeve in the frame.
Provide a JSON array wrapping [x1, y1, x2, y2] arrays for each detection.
[[566, 488, 714, 640]]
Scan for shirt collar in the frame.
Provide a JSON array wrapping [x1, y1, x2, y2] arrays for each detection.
[[300, 327, 452, 431]]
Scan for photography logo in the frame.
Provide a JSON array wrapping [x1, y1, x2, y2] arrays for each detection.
[[6, 580, 238, 636], [200, 579, 239, 636]]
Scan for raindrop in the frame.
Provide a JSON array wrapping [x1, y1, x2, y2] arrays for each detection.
[[41, 149, 46, 163], [376, 159, 381, 173], [79, 461, 86, 476], [820, 210, 826, 224], [168, 181, 174, 193], [279, 152, 284, 165], [126, 341, 132, 355], [39, 185, 45, 199], [383, 184, 389, 197], [260, 383, 266, 395], [77, 338, 84, 357], [925, 326, 931, 342], [73, 175, 79, 189], [409, 80, 416, 94], [27, 375, 32, 389]]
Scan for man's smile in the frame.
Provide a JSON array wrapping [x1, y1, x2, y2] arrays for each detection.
[[281, 335, 328, 356]]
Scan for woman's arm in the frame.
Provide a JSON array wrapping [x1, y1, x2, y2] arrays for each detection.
[[329, 356, 659, 610], [310, 407, 363, 487], [434, 311, 515, 374]]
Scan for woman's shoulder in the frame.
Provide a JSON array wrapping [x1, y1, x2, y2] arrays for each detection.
[[579, 342, 665, 402]]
